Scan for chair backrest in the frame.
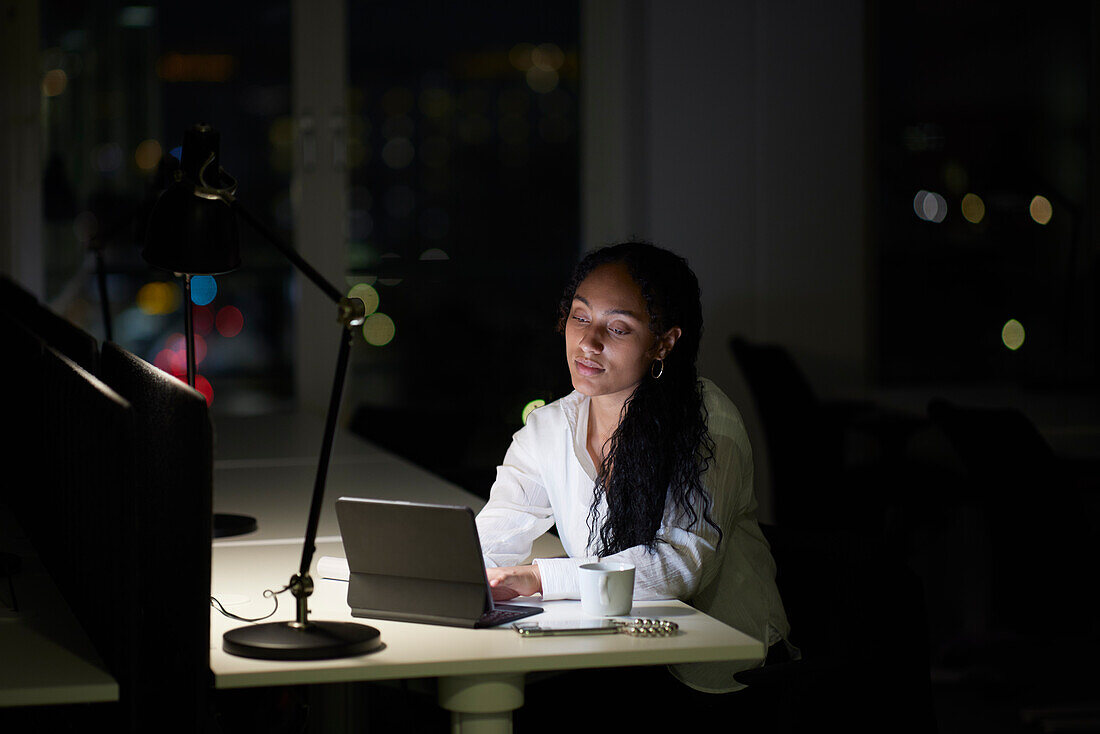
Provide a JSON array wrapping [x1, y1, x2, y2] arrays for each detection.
[[99, 341, 213, 730], [38, 347, 134, 681], [925, 398, 1093, 636], [0, 280, 99, 376], [926, 399, 1055, 491], [729, 336, 835, 526], [12, 340, 214, 730]]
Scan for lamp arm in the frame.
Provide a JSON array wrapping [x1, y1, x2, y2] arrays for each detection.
[[298, 326, 353, 582], [224, 194, 364, 627]]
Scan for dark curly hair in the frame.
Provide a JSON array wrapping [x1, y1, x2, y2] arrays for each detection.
[[556, 242, 720, 557]]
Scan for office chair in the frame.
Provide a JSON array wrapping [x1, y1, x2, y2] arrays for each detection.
[[924, 400, 1096, 650], [39, 347, 134, 686], [0, 278, 100, 375], [99, 341, 214, 732], [729, 335, 922, 535], [734, 523, 937, 734]]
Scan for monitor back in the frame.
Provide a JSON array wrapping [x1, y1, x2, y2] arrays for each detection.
[[336, 498, 491, 627]]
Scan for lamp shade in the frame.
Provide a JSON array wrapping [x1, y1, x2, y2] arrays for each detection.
[[143, 125, 241, 275]]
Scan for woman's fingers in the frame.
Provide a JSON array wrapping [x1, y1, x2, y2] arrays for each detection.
[[486, 566, 540, 599]]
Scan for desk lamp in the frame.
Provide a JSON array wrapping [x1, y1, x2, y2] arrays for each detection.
[[143, 126, 255, 539], [144, 124, 382, 659]]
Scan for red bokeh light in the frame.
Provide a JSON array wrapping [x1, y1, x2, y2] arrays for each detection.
[[216, 305, 244, 338], [193, 374, 213, 406], [154, 348, 186, 376], [193, 305, 214, 335], [164, 331, 207, 365]]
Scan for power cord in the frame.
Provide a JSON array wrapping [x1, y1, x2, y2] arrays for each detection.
[[210, 585, 288, 623]]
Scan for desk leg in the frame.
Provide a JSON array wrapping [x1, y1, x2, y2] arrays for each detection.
[[438, 673, 524, 734]]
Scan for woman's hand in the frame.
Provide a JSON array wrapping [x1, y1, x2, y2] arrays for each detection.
[[486, 564, 543, 600]]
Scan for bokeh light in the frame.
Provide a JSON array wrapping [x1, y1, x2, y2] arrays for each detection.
[[1002, 319, 1025, 350], [118, 6, 156, 27], [362, 313, 396, 346], [382, 137, 415, 169], [419, 87, 453, 119], [193, 304, 214, 334], [135, 139, 162, 171], [164, 332, 207, 366], [156, 53, 237, 83], [913, 190, 947, 223], [154, 347, 186, 375], [1029, 195, 1053, 225], [215, 305, 244, 337], [522, 399, 546, 424], [93, 143, 123, 173], [526, 67, 559, 94], [42, 68, 68, 97], [136, 281, 181, 315], [190, 275, 217, 306], [418, 248, 449, 261], [192, 374, 213, 406], [509, 43, 535, 71], [531, 43, 564, 71], [961, 193, 985, 224], [347, 283, 379, 316]]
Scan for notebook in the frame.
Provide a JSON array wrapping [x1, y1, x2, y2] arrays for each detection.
[[334, 497, 543, 628]]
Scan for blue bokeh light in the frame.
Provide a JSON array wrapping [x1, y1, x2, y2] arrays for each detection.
[[190, 275, 217, 306]]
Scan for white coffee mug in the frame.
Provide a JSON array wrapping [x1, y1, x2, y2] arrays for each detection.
[[578, 562, 635, 616]]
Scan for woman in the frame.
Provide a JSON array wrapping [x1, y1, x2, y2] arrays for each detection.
[[475, 242, 792, 696]]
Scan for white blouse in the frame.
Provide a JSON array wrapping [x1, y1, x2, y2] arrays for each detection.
[[476, 378, 792, 692]]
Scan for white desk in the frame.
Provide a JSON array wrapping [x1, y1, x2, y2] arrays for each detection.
[[209, 412, 765, 733], [0, 505, 118, 708]]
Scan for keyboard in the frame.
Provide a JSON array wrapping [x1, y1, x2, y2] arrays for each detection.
[[475, 602, 542, 628]]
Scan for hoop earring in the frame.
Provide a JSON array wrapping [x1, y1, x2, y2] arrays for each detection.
[[651, 358, 664, 380]]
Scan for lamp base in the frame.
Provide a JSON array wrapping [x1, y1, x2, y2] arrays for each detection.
[[213, 513, 257, 538], [223, 620, 383, 660]]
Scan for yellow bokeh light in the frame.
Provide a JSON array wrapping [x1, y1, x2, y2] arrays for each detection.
[[961, 193, 985, 224], [1002, 319, 1025, 351], [522, 399, 546, 424], [136, 281, 181, 315], [531, 43, 564, 71], [419, 88, 453, 119], [509, 43, 535, 71], [526, 67, 559, 94], [42, 68, 68, 97], [346, 283, 379, 317], [135, 139, 162, 171], [362, 313, 395, 346], [1030, 195, 1052, 225]]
